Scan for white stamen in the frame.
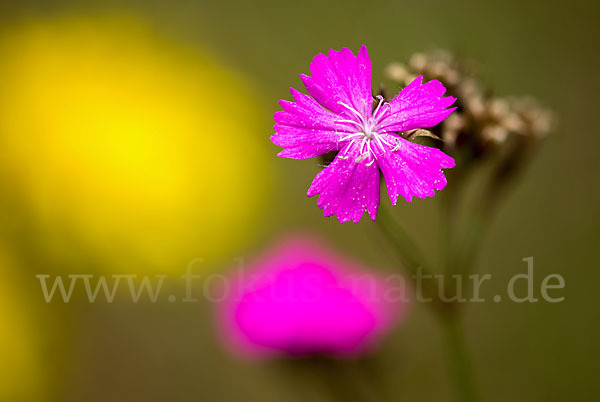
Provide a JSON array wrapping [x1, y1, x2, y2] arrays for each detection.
[[337, 101, 366, 125], [355, 152, 370, 163], [340, 132, 364, 142], [372, 95, 392, 121], [372, 135, 388, 154], [359, 137, 368, 155], [373, 95, 385, 117], [336, 119, 363, 129], [333, 96, 399, 163]]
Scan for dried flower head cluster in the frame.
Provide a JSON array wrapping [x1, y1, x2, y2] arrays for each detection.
[[385, 50, 554, 161]]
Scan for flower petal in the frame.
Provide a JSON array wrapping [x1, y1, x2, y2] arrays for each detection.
[[218, 236, 408, 358], [300, 45, 372, 117], [272, 88, 356, 159], [379, 75, 456, 132], [307, 140, 380, 223], [374, 134, 455, 204], [234, 264, 376, 355]]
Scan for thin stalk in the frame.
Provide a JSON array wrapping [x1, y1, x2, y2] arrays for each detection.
[[455, 212, 489, 280], [443, 315, 479, 402], [375, 204, 433, 278], [375, 204, 445, 307], [285, 358, 380, 402], [440, 173, 461, 275], [376, 202, 480, 402]]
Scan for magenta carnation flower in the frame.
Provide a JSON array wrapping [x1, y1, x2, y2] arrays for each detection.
[[271, 45, 457, 223], [217, 236, 407, 358]]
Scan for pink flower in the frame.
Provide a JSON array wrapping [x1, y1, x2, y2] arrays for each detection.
[[217, 236, 407, 358], [271, 45, 456, 223]]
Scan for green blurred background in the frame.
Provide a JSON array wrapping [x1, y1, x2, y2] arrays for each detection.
[[0, 0, 598, 401]]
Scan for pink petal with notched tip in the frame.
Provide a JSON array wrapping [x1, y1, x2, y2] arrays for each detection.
[[272, 88, 354, 159], [307, 141, 380, 223], [374, 133, 455, 204], [379, 75, 457, 132], [300, 45, 372, 117]]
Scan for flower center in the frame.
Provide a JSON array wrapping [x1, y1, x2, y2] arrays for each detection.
[[336, 96, 394, 164], [337, 95, 388, 141]]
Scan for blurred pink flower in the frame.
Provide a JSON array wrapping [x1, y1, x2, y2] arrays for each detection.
[[217, 236, 408, 358], [272, 45, 456, 223]]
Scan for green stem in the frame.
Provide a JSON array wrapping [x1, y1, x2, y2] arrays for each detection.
[[375, 204, 433, 278], [455, 213, 489, 279], [376, 203, 480, 402], [288, 358, 380, 402], [440, 175, 460, 274], [376, 205, 443, 307], [443, 315, 478, 402]]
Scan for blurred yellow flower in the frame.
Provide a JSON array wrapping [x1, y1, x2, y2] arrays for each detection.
[[0, 247, 46, 401], [0, 16, 270, 272]]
